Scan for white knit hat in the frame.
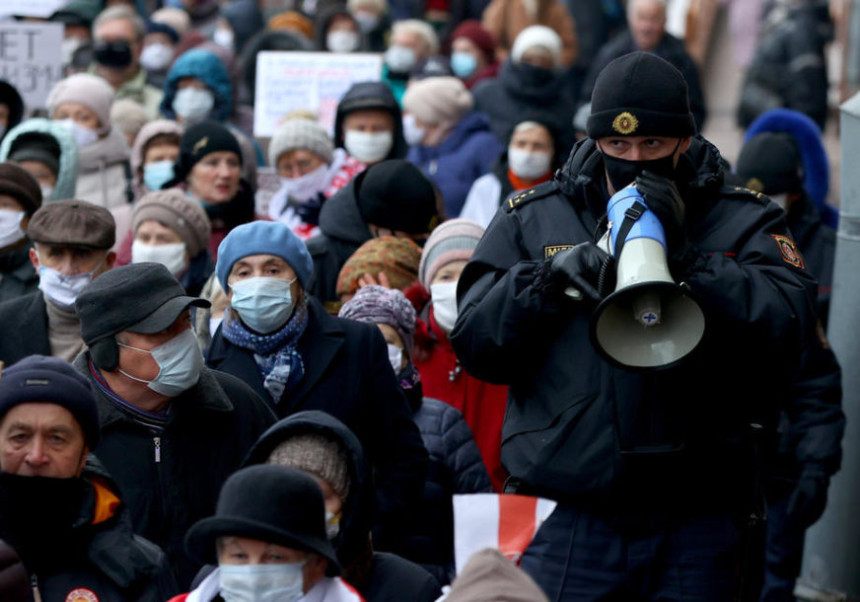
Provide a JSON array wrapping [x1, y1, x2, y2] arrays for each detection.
[[402, 76, 473, 126], [268, 118, 335, 167], [47, 74, 115, 135], [511, 25, 563, 67]]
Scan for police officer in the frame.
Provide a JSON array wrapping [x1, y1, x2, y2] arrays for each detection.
[[450, 52, 819, 599]]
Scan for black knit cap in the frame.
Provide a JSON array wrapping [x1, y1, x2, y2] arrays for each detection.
[[355, 160, 438, 234], [735, 132, 803, 195], [0, 162, 42, 216], [0, 355, 100, 448], [587, 51, 696, 139], [170, 121, 243, 185], [185, 465, 342, 573], [8, 132, 61, 179]]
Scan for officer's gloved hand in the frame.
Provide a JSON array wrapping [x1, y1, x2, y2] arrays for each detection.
[[635, 170, 689, 261], [785, 465, 830, 528], [549, 242, 614, 302]]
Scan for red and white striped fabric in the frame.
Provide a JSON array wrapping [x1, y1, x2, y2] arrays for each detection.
[[453, 494, 557, 574]]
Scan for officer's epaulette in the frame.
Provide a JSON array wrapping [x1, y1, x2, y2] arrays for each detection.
[[504, 180, 560, 212], [721, 185, 767, 203]]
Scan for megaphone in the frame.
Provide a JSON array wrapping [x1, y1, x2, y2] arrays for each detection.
[[588, 186, 706, 370]]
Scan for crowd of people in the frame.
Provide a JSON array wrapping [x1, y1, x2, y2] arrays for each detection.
[[0, 0, 846, 600]]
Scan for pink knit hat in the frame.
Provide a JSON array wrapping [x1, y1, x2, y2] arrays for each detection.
[[47, 74, 115, 135], [403, 76, 473, 126], [418, 218, 484, 288]]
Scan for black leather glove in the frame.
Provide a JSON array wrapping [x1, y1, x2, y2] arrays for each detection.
[[549, 242, 614, 302], [785, 466, 830, 528], [635, 170, 687, 257]]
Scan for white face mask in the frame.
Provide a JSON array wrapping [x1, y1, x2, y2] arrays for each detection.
[[430, 281, 458, 334], [38, 260, 104, 311], [326, 510, 341, 540], [354, 12, 379, 33], [230, 277, 297, 334], [769, 193, 788, 212], [172, 88, 215, 125], [40, 185, 54, 201], [117, 328, 204, 397], [343, 130, 393, 164], [279, 163, 330, 204], [385, 44, 417, 73], [508, 147, 552, 181], [0, 209, 27, 248], [61, 36, 87, 65], [213, 28, 235, 49], [131, 240, 188, 276], [140, 42, 174, 71], [402, 114, 426, 147], [327, 30, 359, 53], [219, 562, 305, 602], [387, 343, 402, 374], [59, 118, 98, 148]]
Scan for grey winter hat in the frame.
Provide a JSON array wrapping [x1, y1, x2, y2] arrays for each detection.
[[266, 432, 352, 502], [268, 118, 334, 167]]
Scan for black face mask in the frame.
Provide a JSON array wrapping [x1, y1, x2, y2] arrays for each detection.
[[599, 139, 681, 192], [516, 62, 556, 87], [94, 39, 133, 68]]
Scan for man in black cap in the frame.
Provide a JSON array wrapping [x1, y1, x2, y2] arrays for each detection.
[[178, 465, 363, 601], [0, 199, 116, 366], [306, 159, 439, 308], [450, 51, 822, 598], [0, 354, 179, 600], [73, 262, 276, 589]]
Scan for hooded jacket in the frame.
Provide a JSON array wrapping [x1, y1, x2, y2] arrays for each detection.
[[160, 49, 234, 123], [220, 0, 265, 55], [0, 457, 179, 602], [334, 82, 408, 161], [243, 411, 442, 602], [0, 118, 79, 201], [451, 136, 819, 515], [314, 6, 367, 52], [73, 355, 276, 589], [444, 548, 549, 602], [407, 111, 501, 218]]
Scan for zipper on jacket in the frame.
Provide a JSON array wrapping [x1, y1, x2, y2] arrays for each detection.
[[153, 436, 161, 463]]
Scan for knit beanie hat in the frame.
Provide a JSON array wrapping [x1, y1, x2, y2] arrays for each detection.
[[216, 221, 314, 290], [151, 7, 191, 36], [7, 132, 61, 179], [402, 76, 473, 126], [450, 20, 496, 64], [336, 235, 421, 298], [268, 118, 334, 167], [147, 20, 180, 44], [268, 11, 315, 39], [587, 51, 695, 139], [46, 74, 115, 135], [419, 218, 484, 288], [0, 355, 100, 448], [510, 25, 562, 67], [339, 285, 416, 352], [110, 98, 149, 142], [355, 160, 438, 234], [0, 162, 42, 216], [172, 120, 243, 184], [735, 132, 804, 195], [133, 190, 212, 258], [267, 432, 351, 501]]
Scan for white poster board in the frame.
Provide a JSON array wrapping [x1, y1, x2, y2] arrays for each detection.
[[254, 51, 383, 138], [0, 0, 66, 19], [0, 22, 64, 110]]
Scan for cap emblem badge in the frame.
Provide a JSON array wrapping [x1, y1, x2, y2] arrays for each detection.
[[612, 112, 638, 135]]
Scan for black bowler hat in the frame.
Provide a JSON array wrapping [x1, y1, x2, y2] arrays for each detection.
[[587, 51, 696, 139], [185, 465, 341, 574]]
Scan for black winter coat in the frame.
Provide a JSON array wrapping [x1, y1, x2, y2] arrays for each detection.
[[242, 411, 441, 602], [787, 191, 835, 326], [0, 244, 37, 305], [0, 459, 179, 602], [450, 137, 819, 517], [0, 292, 50, 366], [581, 30, 707, 133], [208, 297, 428, 550], [73, 357, 276, 589]]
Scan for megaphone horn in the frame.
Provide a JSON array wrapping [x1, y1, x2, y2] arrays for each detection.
[[589, 186, 706, 370]]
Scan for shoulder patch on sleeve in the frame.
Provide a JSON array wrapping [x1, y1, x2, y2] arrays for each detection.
[[772, 234, 806, 269], [504, 180, 560, 212]]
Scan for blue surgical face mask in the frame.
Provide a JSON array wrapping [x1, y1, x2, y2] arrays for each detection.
[[117, 328, 203, 397], [451, 51, 478, 78], [143, 159, 175, 192], [230, 277, 298, 334], [219, 562, 305, 602]]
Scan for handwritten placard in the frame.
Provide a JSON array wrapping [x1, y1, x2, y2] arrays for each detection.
[[0, 22, 64, 110]]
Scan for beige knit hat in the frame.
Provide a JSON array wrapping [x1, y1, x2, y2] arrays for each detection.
[[47, 74, 115, 135], [266, 433, 352, 502], [402, 76, 473, 126], [132, 189, 212, 258], [268, 118, 335, 167]]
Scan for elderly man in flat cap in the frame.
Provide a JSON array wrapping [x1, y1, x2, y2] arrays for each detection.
[[0, 199, 116, 366], [73, 262, 276, 589]]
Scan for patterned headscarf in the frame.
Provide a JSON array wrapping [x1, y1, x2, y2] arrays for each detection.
[[338, 285, 416, 352]]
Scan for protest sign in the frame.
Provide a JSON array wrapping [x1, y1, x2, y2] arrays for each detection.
[[254, 51, 383, 138], [0, 22, 64, 110], [0, 0, 65, 18]]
